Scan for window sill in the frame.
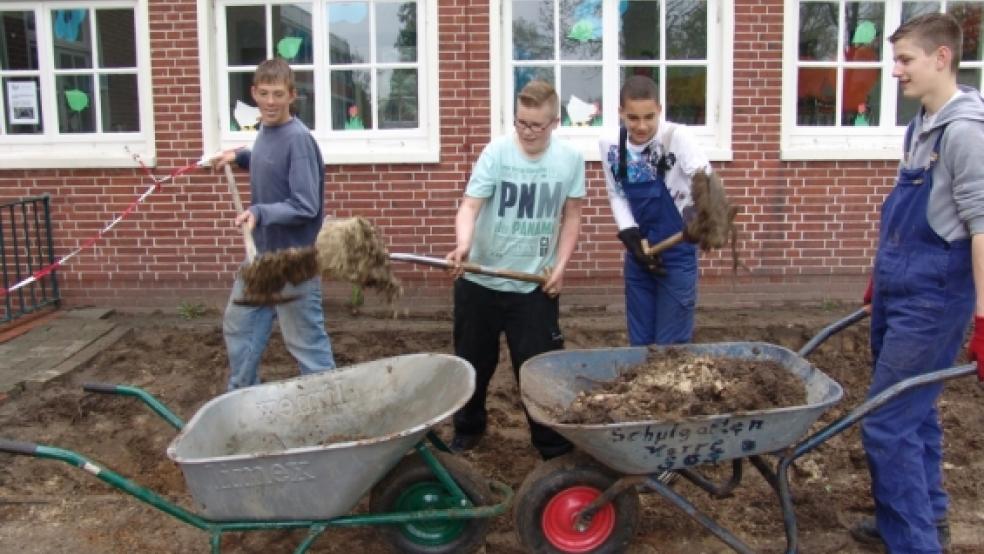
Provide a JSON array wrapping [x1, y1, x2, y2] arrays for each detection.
[[781, 131, 903, 161], [220, 135, 441, 165], [0, 139, 155, 169]]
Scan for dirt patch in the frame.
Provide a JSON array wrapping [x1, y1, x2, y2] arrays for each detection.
[[0, 303, 981, 554], [558, 351, 805, 424]]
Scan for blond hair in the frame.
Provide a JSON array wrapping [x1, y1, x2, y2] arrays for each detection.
[[517, 80, 559, 117], [253, 58, 295, 91]]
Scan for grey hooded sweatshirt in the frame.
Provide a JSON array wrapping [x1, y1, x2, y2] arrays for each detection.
[[904, 85, 984, 241]]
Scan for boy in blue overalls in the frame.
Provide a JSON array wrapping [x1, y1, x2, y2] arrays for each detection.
[[599, 75, 712, 346], [853, 13, 984, 553]]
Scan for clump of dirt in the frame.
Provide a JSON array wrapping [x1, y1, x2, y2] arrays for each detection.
[[315, 217, 402, 303], [557, 349, 807, 424], [239, 247, 320, 304]]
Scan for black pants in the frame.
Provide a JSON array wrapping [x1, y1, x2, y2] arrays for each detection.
[[452, 278, 573, 459]]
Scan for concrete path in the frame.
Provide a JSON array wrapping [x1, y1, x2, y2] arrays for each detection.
[[0, 308, 127, 396]]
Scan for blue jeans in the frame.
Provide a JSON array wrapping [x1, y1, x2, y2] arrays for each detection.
[[223, 273, 336, 390]]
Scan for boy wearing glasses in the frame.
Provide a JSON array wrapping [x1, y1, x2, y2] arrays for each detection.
[[444, 80, 584, 459], [599, 75, 712, 346]]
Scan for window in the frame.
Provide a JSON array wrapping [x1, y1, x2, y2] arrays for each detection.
[[782, 0, 984, 160], [0, 2, 153, 168], [203, 0, 438, 164], [494, 0, 733, 161]]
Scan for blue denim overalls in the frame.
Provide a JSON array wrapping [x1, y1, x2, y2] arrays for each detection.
[[615, 128, 698, 345], [862, 122, 974, 553]]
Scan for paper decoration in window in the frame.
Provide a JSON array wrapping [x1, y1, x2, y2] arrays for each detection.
[[568, 0, 601, 42], [345, 104, 365, 129], [65, 89, 89, 112], [234, 100, 261, 131], [854, 103, 870, 126], [566, 94, 599, 126], [329, 3, 368, 24], [852, 20, 876, 45], [277, 37, 304, 60], [53, 9, 87, 42]]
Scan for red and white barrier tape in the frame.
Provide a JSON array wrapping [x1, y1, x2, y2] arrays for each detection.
[[1, 151, 210, 299]]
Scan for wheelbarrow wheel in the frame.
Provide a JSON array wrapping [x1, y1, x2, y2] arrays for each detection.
[[514, 453, 640, 554], [369, 451, 493, 554]]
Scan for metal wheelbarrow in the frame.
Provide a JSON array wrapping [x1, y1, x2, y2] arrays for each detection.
[[513, 309, 978, 553], [0, 353, 512, 554]]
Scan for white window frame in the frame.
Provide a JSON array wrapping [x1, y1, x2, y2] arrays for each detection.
[[491, 0, 733, 162], [781, 0, 984, 160], [0, 0, 154, 169], [198, 0, 440, 165]]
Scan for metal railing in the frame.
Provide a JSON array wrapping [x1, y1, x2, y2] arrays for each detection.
[[1, 195, 60, 324]]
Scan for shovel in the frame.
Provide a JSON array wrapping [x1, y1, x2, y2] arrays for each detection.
[[389, 253, 547, 285]]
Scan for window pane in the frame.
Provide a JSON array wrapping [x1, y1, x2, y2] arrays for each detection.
[[379, 68, 418, 129], [229, 71, 258, 130], [842, 68, 880, 126], [57, 75, 95, 133], [227, 5, 266, 66], [560, 66, 601, 127], [560, 0, 601, 60], [329, 2, 370, 64], [959, 67, 982, 89], [950, 2, 983, 61], [667, 0, 707, 60], [376, 2, 417, 63], [902, 1, 939, 23], [666, 66, 706, 124], [1, 11, 39, 70], [844, 2, 884, 60], [96, 9, 135, 68], [620, 0, 659, 60], [293, 70, 315, 129], [799, 2, 838, 61], [622, 66, 660, 90], [513, 0, 553, 60], [331, 70, 371, 130], [100, 74, 139, 132], [273, 4, 313, 64], [797, 67, 836, 125], [514, 66, 555, 97], [52, 9, 93, 69], [2, 77, 42, 134]]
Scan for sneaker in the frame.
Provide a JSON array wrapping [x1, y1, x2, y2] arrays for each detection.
[[850, 516, 951, 551], [448, 433, 482, 453]]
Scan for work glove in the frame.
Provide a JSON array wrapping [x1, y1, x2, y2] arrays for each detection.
[[967, 316, 984, 382], [617, 227, 666, 275]]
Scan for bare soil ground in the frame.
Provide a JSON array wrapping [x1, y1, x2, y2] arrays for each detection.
[[1, 302, 982, 553]]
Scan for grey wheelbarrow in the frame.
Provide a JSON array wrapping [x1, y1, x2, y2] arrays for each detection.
[[0, 353, 512, 553], [512, 308, 978, 553]]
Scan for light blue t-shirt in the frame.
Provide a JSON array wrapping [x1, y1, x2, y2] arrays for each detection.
[[464, 135, 586, 293]]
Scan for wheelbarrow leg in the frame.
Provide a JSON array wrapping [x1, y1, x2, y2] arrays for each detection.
[[643, 475, 755, 554], [294, 524, 328, 553], [775, 363, 977, 554]]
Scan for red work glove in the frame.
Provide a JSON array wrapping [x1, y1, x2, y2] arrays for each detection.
[[862, 277, 873, 306], [968, 316, 984, 382]]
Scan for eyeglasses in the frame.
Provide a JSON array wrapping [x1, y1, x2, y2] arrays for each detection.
[[513, 118, 554, 134]]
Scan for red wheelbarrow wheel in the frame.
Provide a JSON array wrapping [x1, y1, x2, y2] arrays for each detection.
[[514, 453, 640, 553], [369, 451, 493, 554]]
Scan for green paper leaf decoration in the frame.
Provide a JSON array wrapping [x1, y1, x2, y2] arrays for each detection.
[[852, 20, 876, 45], [568, 19, 595, 43], [277, 37, 303, 60], [65, 89, 89, 112], [345, 116, 365, 130]]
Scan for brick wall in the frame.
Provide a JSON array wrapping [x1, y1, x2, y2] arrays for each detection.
[[0, 0, 882, 310]]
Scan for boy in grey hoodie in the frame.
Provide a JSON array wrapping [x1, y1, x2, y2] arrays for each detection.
[[854, 13, 984, 553]]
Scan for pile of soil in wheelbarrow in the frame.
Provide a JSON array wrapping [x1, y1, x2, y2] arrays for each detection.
[[556, 349, 807, 424]]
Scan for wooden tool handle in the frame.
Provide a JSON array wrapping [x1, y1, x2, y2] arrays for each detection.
[[224, 164, 257, 261], [642, 232, 684, 256], [460, 262, 547, 285]]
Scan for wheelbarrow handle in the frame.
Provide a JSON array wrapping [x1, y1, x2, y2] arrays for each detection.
[[83, 382, 120, 394], [0, 438, 38, 456], [797, 307, 869, 358]]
